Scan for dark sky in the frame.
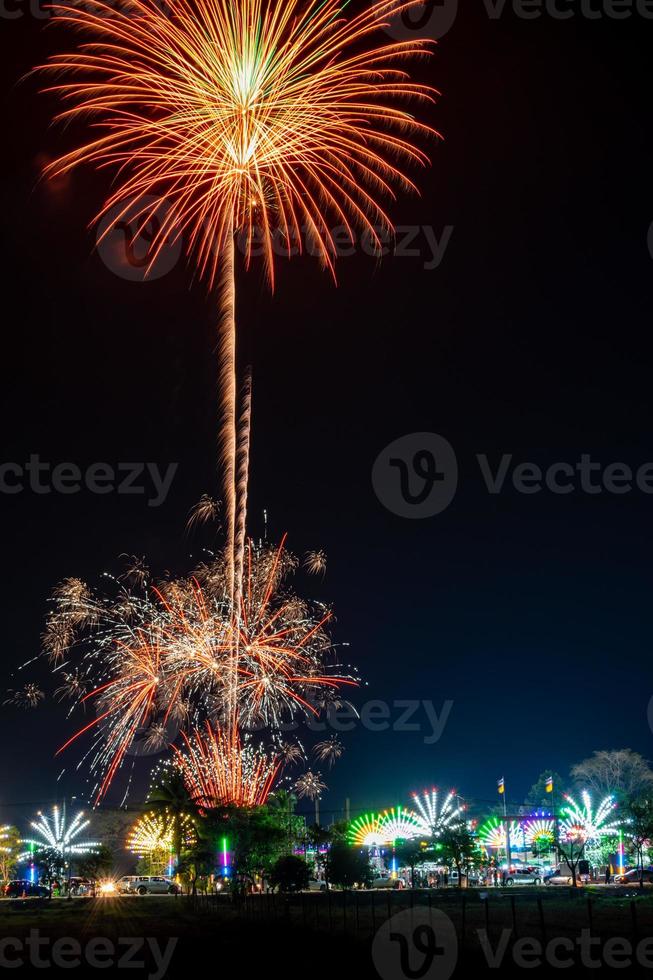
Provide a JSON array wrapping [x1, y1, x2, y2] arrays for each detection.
[[1, 2, 652, 832]]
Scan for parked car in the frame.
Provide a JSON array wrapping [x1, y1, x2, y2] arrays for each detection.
[[544, 868, 588, 886], [504, 869, 542, 886], [117, 876, 138, 894], [371, 875, 403, 890], [307, 878, 329, 892], [128, 876, 180, 895], [3, 880, 51, 899], [613, 869, 653, 885]]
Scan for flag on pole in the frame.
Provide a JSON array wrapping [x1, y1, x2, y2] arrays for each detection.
[[546, 776, 554, 794], [497, 778, 505, 795]]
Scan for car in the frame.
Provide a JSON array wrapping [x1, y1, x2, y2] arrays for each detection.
[[544, 868, 588, 886], [117, 876, 138, 894], [128, 876, 180, 896], [3, 880, 51, 899], [613, 869, 653, 885], [371, 876, 403, 890], [307, 878, 329, 892], [504, 869, 542, 886]]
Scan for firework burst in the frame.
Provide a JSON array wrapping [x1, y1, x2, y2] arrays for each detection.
[[39, 538, 353, 803], [3, 684, 45, 709]]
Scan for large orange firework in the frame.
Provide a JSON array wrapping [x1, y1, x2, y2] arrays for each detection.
[[39, 0, 437, 616], [43, 539, 357, 803]]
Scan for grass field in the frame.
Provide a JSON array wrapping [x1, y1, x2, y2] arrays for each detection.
[[2, 890, 653, 976]]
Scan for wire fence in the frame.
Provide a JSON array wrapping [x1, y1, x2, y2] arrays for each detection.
[[185, 887, 653, 945]]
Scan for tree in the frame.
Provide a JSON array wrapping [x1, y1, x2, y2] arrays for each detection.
[[266, 790, 304, 854], [269, 855, 311, 893], [627, 798, 653, 889], [394, 841, 430, 887], [570, 750, 653, 802], [325, 845, 373, 889], [555, 829, 586, 888], [525, 772, 567, 808], [76, 845, 113, 880], [177, 840, 216, 897], [0, 827, 22, 881], [439, 827, 480, 888]]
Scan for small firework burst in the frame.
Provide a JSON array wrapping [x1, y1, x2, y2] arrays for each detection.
[[54, 670, 87, 702], [186, 495, 220, 532], [279, 742, 304, 767], [142, 722, 171, 753], [119, 556, 149, 590], [313, 737, 344, 769], [294, 771, 327, 802], [4, 684, 45, 709], [304, 550, 327, 577]]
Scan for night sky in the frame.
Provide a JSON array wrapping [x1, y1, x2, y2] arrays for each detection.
[[1, 2, 652, 830]]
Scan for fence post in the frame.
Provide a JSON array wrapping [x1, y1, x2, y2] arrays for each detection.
[[510, 896, 517, 938], [371, 890, 377, 935], [461, 894, 467, 951], [328, 885, 333, 933], [343, 889, 347, 933], [587, 897, 594, 936], [631, 900, 638, 942], [537, 897, 547, 945]]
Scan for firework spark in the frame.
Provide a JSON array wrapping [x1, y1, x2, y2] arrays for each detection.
[[304, 551, 327, 577], [3, 684, 45, 709], [313, 736, 344, 769], [294, 771, 327, 801]]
